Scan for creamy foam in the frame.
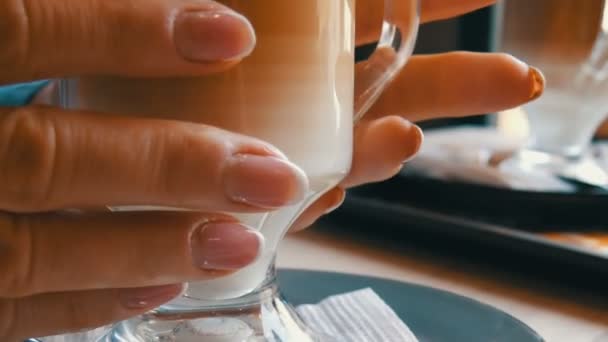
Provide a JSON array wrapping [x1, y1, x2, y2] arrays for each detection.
[[65, 0, 355, 299]]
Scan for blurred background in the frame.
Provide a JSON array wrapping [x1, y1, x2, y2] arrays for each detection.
[[330, 3, 608, 291], [414, 4, 608, 137], [412, 4, 608, 137]]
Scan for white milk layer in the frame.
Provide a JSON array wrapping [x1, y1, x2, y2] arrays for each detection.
[[66, 0, 355, 300]]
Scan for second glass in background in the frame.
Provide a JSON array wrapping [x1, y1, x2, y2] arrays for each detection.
[[496, 0, 608, 187]]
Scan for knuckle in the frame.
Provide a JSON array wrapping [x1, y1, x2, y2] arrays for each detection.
[[0, 106, 58, 211], [0, 213, 36, 298]]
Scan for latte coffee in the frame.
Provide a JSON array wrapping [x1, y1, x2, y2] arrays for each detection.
[[64, 0, 356, 299]]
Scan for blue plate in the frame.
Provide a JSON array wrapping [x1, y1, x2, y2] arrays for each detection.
[[27, 270, 543, 342], [278, 269, 544, 342]]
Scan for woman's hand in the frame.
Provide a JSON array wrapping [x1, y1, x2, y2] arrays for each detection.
[[292, 0, 546, 230], [0, 1, 309, 340], [598, 119, 608, 138]]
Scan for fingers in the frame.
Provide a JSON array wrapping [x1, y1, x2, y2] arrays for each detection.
[[0, 105, 307, 213], [598, 119, 608, 138], [291, 187, 345, 232], [342, 116, 423, 188], [365, 52, 545, 122], [290, 117, 423, 232], [356, 0, 496, 45], [0, 211, 262, 298], [1, 284, 183, 341], [420, 0, 497, 23], [0, 0, 255, 84], [291, 118, 423, 231]]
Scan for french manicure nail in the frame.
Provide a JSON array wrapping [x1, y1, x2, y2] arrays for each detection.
[[529, 66, 546, 101], [223, 154, 309, 208], [120, 284, 184, 309], [191, 221, 264, 270], [174, 9, 256, 62]]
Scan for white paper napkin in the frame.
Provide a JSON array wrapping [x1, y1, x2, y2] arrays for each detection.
[[35, 288, 418, 342], [297, 288, 419, 342]]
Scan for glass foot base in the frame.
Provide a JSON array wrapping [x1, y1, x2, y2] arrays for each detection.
[[99, 284, 335, 342]]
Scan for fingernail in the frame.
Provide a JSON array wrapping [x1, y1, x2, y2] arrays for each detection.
[[191, 221, 264, 270], [174, 9, 256, 62], [528, 66, 545, 101], [223, 154, 309, 208], [324, 188, 346, 214], [403, 123, 424, 163], [120, 284, 184, 309]]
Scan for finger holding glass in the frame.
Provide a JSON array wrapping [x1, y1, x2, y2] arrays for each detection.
[[0, 0, 311, 340], [61, 0, 419, 340]]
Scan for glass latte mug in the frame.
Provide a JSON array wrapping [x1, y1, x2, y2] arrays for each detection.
[[59, 0, 419, 340]]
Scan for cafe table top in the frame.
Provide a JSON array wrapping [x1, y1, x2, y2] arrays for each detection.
[[278, 228, 608, 342]]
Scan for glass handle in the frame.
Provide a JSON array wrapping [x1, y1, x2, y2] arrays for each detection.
[[354, 0, 420, 122]]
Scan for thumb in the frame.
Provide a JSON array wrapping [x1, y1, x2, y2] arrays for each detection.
[[0, 0, 255, 84]]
